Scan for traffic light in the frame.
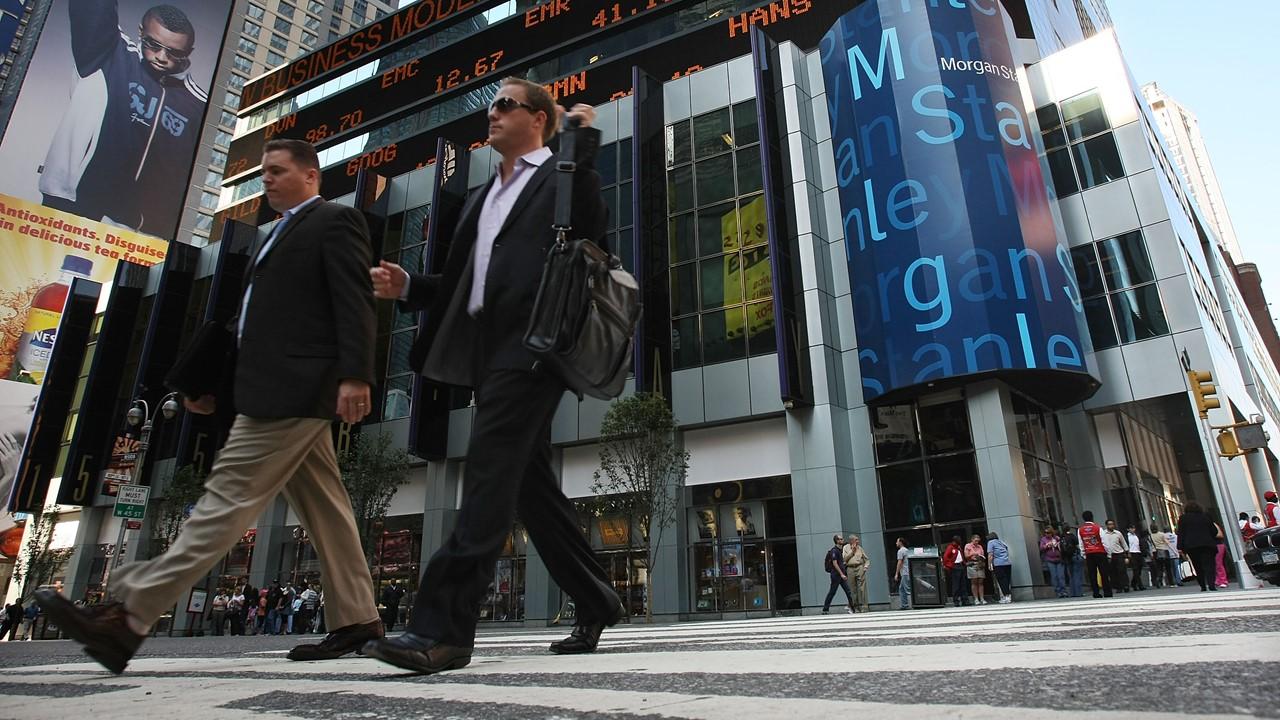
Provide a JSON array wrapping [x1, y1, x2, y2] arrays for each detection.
[[1217, 429, 1241, 458], [1188, 370, 1220, 418]]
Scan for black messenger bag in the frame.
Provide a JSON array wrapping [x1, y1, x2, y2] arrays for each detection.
[[523, 120, 641, 400]]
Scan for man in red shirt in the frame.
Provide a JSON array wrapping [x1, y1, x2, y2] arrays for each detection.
[[942, 536, 967, 607], [1077, 511, 1112, 599], [1265, 491, 1279, 528]]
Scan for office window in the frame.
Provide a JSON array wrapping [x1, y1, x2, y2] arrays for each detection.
[[270, 33, 289, 51], [219, 109, 236, 128], [224, 91, 240, 110], [1035, 90, 1125, 197], [302, 31, 317, 47], [274, 16, 292, 34], [308, 0, 324, 13], [277, 1, 296, 19], [232, 55, 253, 73], [304, 15, 320, 30], [194, 212, 214, 233], [227, 74, 246, 90], [333, 0, 345, 12], [237, 37, 257, 54], [247, 3, 265, 19], [666, 100, 770, 369], [266, 50, 286, 67], [209, 149, 228, 170], [242, 20, 261, 38], [214, 130, 233, 149], [204, 170, 223, 188], [199, 191, 220, 211], [1070, 230, 1169, 350]]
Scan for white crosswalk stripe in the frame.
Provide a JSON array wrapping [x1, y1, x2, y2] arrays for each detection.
[[0, 589, 1277, 719]]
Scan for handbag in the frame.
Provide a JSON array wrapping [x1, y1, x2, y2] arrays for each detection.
[[165, 320, 235, 399], [523, 120, 641, 400]]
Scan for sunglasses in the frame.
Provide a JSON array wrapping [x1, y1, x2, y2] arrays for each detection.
[[488, 96, 538, 115], [140, 35, 192, 60]]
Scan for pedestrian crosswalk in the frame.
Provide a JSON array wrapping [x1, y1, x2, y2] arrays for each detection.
[[0, 588, 1277, 719]]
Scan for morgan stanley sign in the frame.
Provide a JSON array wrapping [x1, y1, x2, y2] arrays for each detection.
[[820, 0, 1098, 407]]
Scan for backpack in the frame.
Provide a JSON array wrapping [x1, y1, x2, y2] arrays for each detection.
[[822, 547, 837, 573], [1059, 532, 1079, 559]]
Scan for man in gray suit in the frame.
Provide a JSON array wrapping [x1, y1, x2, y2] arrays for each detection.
[[37, 139, 382, 674]]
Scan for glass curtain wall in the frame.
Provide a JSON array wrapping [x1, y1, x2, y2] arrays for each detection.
[[872, 396, 988, 576], [666, 100, 774, 369]]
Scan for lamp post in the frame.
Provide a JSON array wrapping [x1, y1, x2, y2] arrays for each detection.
[[111, 392, 180, 571]]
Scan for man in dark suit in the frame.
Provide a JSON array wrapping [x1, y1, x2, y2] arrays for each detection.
[[362, 77, 623, 674], [36, 138, 383, 674]]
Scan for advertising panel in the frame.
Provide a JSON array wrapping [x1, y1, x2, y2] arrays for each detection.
[[0, 0, 231, 521], [819, 0, 1098, 407], [0, 0, 232, 237]]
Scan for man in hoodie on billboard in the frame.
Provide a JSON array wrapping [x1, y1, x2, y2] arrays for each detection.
[[40, 1, 207, 235]]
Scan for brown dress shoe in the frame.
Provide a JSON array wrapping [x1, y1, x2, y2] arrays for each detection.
[[361, 632, 472, 674], [287, 620, 383, 661], [549, 602, 626, 655], [34, 590, 143, 675]]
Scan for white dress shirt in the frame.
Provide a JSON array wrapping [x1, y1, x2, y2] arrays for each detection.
[[1126, 532, 1141, 553], [468, 146, 552, 316], [238, 194, 321, 341], [1101, 529, 1128, 556]]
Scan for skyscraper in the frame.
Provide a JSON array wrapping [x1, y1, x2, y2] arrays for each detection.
[[1142, 81, 1243, 260], [179, 0, 395, 248]]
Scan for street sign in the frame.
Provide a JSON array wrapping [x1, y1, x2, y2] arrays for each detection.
[[113, 484, 150, 519]]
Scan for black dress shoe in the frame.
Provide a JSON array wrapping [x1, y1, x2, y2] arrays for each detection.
[[34, 590, 143, 675], [287, 620, 383, 661], [549, 603, 625, 655], [362, 632, 472, 674]]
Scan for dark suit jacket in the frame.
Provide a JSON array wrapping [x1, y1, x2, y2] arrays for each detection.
[[234, 199, 377, 419], [400, 127, 609, 388]]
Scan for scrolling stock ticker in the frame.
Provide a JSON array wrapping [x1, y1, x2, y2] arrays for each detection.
[[819, 0, 1096, 407]]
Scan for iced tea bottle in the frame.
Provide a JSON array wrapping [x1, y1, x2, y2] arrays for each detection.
[[12, 255, 94, 383]]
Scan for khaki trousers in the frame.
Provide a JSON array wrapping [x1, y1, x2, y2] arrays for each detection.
[[112, 416, 378, 631]]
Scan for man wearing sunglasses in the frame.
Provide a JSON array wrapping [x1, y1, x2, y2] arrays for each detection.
[[40, 1, 206, 235], [365, 77, 620, 674]]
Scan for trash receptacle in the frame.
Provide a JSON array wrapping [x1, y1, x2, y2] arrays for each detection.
[[907, 553, 945, 608]]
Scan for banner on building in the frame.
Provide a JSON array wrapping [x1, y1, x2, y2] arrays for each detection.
[[0, 0, 232, 523]]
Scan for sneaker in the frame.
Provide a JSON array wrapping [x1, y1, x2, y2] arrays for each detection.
[[846, 607, 854, 615]]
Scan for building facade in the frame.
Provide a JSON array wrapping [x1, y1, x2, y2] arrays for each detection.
[[8, 0, 1280, 629]]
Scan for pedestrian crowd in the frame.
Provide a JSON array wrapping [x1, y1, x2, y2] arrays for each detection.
[[205, 579, 325, 636]]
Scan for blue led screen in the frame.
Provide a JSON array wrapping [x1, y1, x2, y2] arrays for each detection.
[[820, 0, 1097, 406]]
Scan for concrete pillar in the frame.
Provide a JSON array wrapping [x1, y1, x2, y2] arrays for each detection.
[[249, 497, 289, 588], [1245, 450, 1276, 507], [1058, 408, 1109, 522], [967, 381, 1044, 600], [61, 506, 107, 603]]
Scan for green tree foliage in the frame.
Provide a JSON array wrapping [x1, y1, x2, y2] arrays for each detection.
[[12, 509, 71, 601], [339, 431, 411, 565], [591, 393, 688, 622], [153, 465, 207, 553]]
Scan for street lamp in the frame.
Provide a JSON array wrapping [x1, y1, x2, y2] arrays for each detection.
[[111, 392, 181, 570]]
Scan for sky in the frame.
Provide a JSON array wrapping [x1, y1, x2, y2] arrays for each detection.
[[1106, 0, 1280, 325]]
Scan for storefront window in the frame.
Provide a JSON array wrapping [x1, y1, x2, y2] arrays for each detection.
[[688, 476, 797, 613], [479, 523, 525, 622], [1013, 394, 1075, 527]]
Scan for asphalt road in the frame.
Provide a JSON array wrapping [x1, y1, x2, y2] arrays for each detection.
[[0, 585, 1276, 719]]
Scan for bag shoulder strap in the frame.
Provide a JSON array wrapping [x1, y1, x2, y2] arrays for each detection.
[[554, 119, 577, 235]]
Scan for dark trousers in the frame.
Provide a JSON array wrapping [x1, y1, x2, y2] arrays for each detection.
[[229, 612, 244, 636], [1085, 553, 1112, 597], [992, 564, 1012, 598], [407, 369, 619, 647], [1187, 547, 1217, 590], [1129, 552, 1146, 590], [949, 566, 968, 605], [823, 573, 853, 611], [211, 610, 225, 635], [1110, 555, 1129, 591], [381, 605, 399, 632]]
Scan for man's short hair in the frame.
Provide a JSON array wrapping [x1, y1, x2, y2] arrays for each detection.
[[142, 5, 195, 44], [263, 138, 321, 173], [833, 533, 842, 543], [1081, 510, 1094, 522], [501, 76, 558, 143]]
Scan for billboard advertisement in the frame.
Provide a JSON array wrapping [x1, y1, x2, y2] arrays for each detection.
[[0, 0, 231, 523], [819, 0, 1097, 407], [0, 0, 232, 237]]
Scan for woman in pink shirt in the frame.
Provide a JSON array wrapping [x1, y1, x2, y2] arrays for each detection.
[[964, 534, 988, 605]]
